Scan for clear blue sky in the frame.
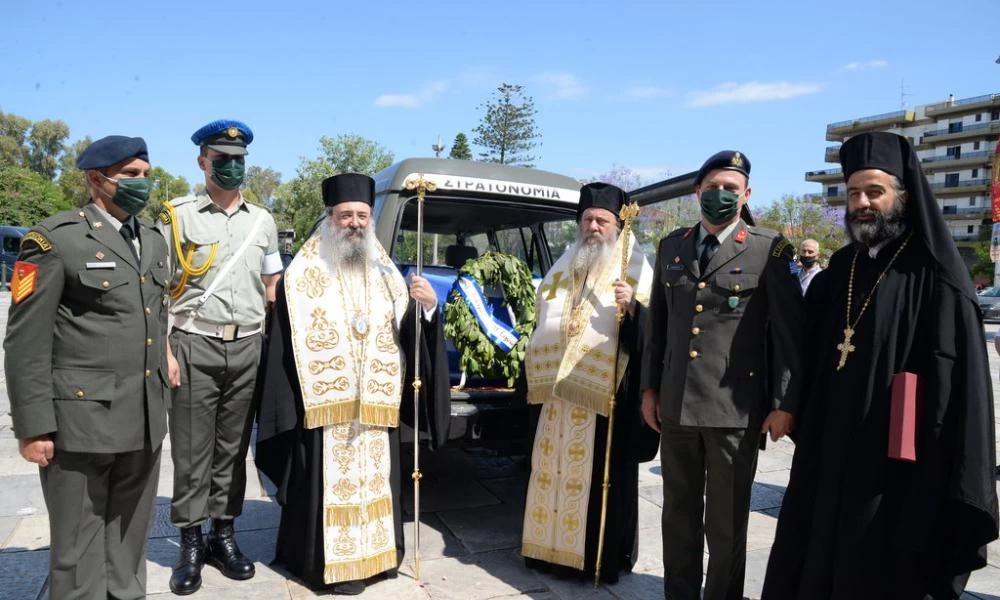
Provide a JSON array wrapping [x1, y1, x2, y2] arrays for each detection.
[[2, 0, 997, 208]]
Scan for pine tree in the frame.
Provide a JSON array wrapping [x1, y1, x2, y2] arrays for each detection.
[[448, 133, 472, 160], [472, 84, 540, 167]]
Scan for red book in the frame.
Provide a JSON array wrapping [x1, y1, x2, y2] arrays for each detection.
[[889, 372, 919, 462]]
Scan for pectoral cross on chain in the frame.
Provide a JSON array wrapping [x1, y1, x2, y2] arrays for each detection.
[[836, 327, 856, 371]]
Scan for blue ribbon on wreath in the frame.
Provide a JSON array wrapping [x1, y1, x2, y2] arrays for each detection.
[[454, 274, 520, 353]]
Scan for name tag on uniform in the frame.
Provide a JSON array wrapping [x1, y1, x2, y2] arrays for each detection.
[[85, 261, 117, 269], [667, 264, 684, 271]]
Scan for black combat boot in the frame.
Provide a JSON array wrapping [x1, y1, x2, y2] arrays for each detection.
[[169, 526, 205, 595], [205, 519, 255, 580]]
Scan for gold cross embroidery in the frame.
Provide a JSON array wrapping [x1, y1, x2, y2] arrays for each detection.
[[540, 271, 570, 300]]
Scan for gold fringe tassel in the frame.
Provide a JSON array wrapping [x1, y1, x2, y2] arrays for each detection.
[[521, 542, 585, 570], [551, 378, 612, 417], [366, 496, 393, 522], [360, 403, 400, 428], [304, 402, 357, 429], [325, 496, 394, 527], [526, 384, 554, 406], [323, 549, 398, 584]]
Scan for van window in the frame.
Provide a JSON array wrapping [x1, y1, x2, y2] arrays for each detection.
[[2, 236, 20, 253], [542, 221, 577, 265]]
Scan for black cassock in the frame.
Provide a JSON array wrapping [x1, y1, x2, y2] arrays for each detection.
[[254, 283, 450, 589], [763, 236, 999, 600], [525, 303, 660, 583]]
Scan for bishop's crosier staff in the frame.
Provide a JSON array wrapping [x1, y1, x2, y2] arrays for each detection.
[[403, 174, 436, 580], [594, 200, 641, 587]]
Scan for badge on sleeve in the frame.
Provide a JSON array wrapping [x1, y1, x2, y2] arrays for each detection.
[[21, 231, 52, 253], [11, 262, 38, 304]]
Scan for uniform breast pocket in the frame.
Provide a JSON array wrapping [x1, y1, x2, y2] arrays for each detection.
[[182, 233, 219, 270], [714, 273, 759, 316], [149, 265, 170, 290], [78, 269, 132, 312]]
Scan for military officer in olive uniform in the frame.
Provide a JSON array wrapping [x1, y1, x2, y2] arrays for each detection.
[[641, 151, 804, 600], [158, 119, 282, 595], [5, 136, 170, 599]]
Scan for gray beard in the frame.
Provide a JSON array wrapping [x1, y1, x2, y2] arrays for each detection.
[[571, 234, 613, 277], [320, 222, 377, 270], [845, 197, 907, 247]]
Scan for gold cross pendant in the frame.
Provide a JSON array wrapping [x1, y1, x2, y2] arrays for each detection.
[[836, 327, 856, 371]]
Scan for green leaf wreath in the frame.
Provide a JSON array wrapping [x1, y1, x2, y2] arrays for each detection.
[[443, 252, 537, 387]]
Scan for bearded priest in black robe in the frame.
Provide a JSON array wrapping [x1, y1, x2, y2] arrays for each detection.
[[763, 132, 999, 600], [254, 173, 450, 596]]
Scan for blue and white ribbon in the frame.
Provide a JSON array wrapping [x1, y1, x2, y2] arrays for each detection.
[[455, 275, 520, 352]]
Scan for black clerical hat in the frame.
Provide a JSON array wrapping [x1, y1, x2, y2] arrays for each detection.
[[76, 136, 148, 170], [577, 182, 627, 222], [322, 173, 375, 207], [839, 132, 906, 182]]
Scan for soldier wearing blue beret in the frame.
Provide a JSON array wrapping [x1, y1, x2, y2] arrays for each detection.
[[157, 120, 282, 595], [642, 150, 805, 600], [5, 135, 170, 599]]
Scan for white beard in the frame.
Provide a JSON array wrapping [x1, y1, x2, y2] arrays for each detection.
[[320, 220, 378, 274], [570, 233, 614, 278]]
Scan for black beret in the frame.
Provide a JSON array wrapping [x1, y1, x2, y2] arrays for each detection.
[[577, 182, 627, 222], [694, 150, 750, 185], [322, 173, 375, 207], [75, 135, 149, 170], [839, 132, 907, 182]]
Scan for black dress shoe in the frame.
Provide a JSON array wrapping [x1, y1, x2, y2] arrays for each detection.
[[330, 580, 366, 595], [205, 519, 256, 580], [169, 526, 205, 596]]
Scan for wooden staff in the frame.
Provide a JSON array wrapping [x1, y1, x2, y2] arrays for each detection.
[[594, 201, 641, 587], [403, 174, 436, 580]]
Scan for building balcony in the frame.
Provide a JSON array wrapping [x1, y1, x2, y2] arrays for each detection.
[[951, 233, 979, 242], [920, 121, 1000, 145], [921, 149, 996, 172], [941, 206, 989, 220], [826, 110, 916, 142], [924, 93, 1000, 119], [824, 192, 847, 206], [928, 178, 991, 195], [804, 167, 843, 183], [825, 145, 841, 162]]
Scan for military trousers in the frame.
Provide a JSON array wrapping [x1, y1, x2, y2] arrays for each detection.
[[168, 328, 262, 528], [659, 423, 760, 600], [40, 444, 161, 600]]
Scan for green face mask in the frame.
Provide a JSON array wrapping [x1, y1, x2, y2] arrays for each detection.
[[700, 189, 741, 225], [210, 157, 245, 190], [102, 175, 151, 216]]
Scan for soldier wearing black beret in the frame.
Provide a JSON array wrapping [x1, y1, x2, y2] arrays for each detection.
[[4, 135, 170, 599], [641, 150, 804, 600]]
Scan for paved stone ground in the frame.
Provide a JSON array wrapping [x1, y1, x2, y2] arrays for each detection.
[[1, 290, 999, 599]]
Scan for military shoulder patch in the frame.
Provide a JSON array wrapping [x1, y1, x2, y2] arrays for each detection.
[[21, 231, 52, 253], [771, 238, 793, 259], [10, 262, 38, 304]]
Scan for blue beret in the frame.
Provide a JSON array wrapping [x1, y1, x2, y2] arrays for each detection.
[[75, 135, 148, 170], [695, 150, 751, 185], [191, 119, 253, 155]]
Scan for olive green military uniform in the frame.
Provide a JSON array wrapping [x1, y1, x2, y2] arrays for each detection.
[[643, 220, 803, 600], [157, 194, 279, 528], [5, 204, 170, 599]]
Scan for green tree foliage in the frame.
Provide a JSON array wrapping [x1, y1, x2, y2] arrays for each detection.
[[753, 194, 847, 259], [242, 165, 282, 208], [448, 133, 472, 160], [57, 137, 93, 207], [970, 241, 994, 282], [0, 112, 32, 169], [0, 166, 74, 226], [146, 167, 191, 220], [26, 119, 70, 180], [272, 134, 394, 244], [635, 196, 703, 257], [472, 84, 540, 166]]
